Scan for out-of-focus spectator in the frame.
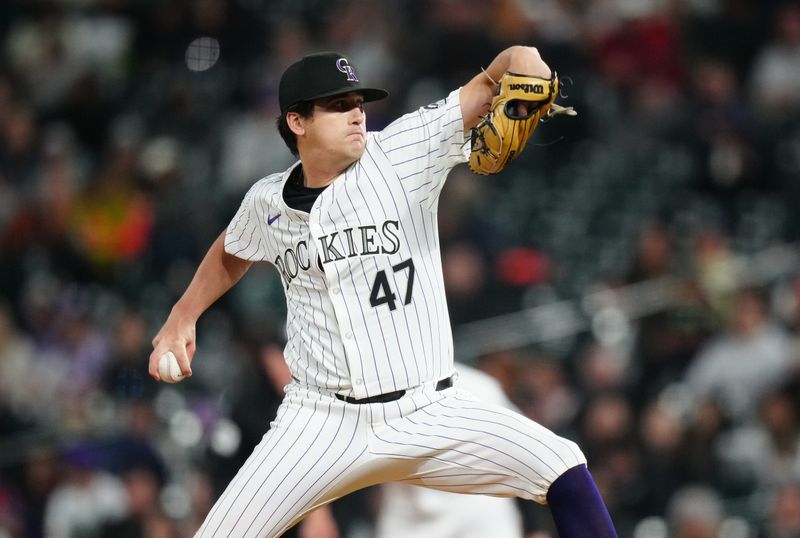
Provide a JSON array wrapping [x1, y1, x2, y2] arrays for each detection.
[[0, 480, 22, 538], [719, 388, 800, 493], [626, 221, 711, 404], [19, 448, 60, 538], [98, 465, 175, 538], [637, 402, 688, 516], [750, 3, 800, 120], [581, 392, 636, 455], [688, 57, 765, 204], [102, 400, 167, 489], [32, 289, 111, 423], [584, 0, 684, 115], [683, 0, 770, 80], [219, 99, 295, 195], [666, 485, 724, 538], [0, 102, 38, 189], [43, 444, 128, 538], [681, 399, 731, 492], [684, 287, 796, 422], [4, 9, 132, 121], [761, 482, 800, 538], [183, 469, 215, 537], [1, 121, 92, 291], [103, 309, 157, 403], [517, 355, 579, 433], [576, 341, 629, 396], [476, 350, 519, 397], [323, 0, 397, 116], [578, 392, 642, 534], [68, 141, 153, 278], [142, 135, 211, 275], [755, 390, 800, 487], [441, 241, 490, 325], [691, 221, 740, 317], [626, 220, 675, 283], [219, 23, 308, 195], [0, 304, 37, 415]]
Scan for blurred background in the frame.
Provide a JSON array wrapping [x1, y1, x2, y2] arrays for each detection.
[[1, 0, 800, 536]]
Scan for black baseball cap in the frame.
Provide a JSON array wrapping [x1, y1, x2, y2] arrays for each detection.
[[279, 51, 389, 113]]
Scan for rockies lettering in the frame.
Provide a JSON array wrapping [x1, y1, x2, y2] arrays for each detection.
[[275, 220, 402, 287], [318, 220, 401, 263], [274, 240, 311, 287]]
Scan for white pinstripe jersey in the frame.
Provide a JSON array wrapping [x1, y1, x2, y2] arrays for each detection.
[[225, 89, 468, 399]]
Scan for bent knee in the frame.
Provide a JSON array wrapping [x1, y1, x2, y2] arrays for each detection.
[[516, 435, 588, 504], [549, 436, 588, 484]]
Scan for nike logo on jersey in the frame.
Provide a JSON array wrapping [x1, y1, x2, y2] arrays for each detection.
[[268, 213, 281, 225]]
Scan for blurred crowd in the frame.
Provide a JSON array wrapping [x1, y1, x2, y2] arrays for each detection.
[[2, 0, 800, 536]]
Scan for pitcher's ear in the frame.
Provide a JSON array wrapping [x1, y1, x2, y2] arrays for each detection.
[[286, 111, 306, 136]]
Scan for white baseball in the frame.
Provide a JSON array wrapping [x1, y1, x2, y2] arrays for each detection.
[[158, 351, 185, 383]]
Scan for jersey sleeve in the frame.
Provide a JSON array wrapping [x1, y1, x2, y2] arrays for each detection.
[[224, 180, 270, 261], [376, 88, 469, 209]]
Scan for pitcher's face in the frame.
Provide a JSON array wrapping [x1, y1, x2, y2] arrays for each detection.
[[303, 93, 367, 163]]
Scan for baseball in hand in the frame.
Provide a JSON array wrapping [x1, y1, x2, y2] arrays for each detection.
[[158, 351, 185, 383]]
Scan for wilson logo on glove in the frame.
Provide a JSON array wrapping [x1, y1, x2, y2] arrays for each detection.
[[468, 71, 576, 176], [508, 82, 545, 94]]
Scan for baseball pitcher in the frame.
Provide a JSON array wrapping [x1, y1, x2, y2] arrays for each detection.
[[149, 46, 617, 537]]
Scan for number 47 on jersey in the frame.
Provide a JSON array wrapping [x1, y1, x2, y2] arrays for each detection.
[[369, 258, 415, 311]]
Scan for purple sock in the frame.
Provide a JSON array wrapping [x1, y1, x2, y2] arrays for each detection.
[[545, 464, 618, 538]]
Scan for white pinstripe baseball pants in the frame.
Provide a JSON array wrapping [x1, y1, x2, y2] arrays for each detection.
[[196, 380, 586, 538]]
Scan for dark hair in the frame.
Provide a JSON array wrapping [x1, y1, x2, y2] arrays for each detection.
[[276, 101, 315, 157]]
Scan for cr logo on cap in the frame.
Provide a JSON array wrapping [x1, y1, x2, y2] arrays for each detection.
[[336, 58, 359, 82]]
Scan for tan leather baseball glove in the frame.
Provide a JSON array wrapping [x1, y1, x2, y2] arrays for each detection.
[[468, 72, 575, 175]]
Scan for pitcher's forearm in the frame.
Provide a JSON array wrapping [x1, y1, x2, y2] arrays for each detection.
[[484, 46, 550, 82], [171, 231, 253, 322]]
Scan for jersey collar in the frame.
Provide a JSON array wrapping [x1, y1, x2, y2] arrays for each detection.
[[279, 161, 311, 221]]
